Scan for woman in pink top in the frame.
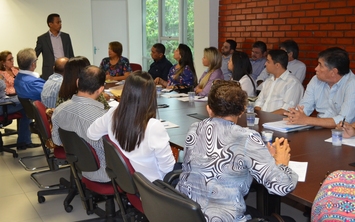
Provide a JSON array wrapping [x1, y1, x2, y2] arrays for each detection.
[[0, 51, 19, 95]]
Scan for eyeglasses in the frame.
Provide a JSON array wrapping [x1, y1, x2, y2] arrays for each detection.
[[6, 57, 14, 62]]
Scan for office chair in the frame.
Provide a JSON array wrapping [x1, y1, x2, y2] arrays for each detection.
[[133, 172, 205, 222], [130, 63, 142, 72], [102, 136, 147, 222], [17, 97, 47, 171], [0, 101, 21, 158], [58, 128, 121, 219], [30, 101, 73, 209]]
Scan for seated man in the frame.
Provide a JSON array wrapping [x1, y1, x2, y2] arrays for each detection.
[[285, 47, 355, 128], [255, 49, 304, 115], [250, 41, 267, 81], [14, 48, 45, 101], [221, 39, 236, 80], [148, 43, 172, 83], [257, 40, 306, 87], [41, 57, 68, 108], [0, 79, 39, 150], [51, 65, 110, 182]]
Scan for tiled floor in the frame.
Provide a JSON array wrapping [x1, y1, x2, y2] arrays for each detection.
[[0, 122, 310, 222]]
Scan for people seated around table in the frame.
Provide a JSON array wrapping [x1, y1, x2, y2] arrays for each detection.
[[194, 47, 223, 97], [148, 43, 172, 82], [0, 50, 19, 95], [41, 57, 68, 108], [176, 80, 298, 222], [0, 78, 39, 150], [52, 65, 110, 183], [99, 41, 132, 81], [285, 47, 355, 128], [14, 48, 45, 101], [228, 51, 256, 97], [255, 49, 304, 115], [250, 41, 267, 81], [87, 71, 175, 182], [56, 56, 110, 109], [154, 43, 197, 91], [257, 40, 306, 87], [311, 170, 355, 222], [220, 39, 236, 80]]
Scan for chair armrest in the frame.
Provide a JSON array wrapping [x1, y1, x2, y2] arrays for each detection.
[[163, 169, 182, 185], [0, 101, 16, 107]]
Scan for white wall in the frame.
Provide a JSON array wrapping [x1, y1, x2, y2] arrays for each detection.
[[0, 0, 216, 76], [194, 0, 219, 77]]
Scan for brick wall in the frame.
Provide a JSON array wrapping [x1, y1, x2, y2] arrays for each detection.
[[219, 0, 355, 85]]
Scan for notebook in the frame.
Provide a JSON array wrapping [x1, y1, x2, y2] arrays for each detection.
[[263, 120, 313, 133]]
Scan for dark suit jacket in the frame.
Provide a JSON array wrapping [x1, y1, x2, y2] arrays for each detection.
[[35, 31, 74, 80]]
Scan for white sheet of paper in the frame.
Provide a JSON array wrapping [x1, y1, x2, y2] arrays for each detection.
[[325, 137, 355, 147], [288, 161, 308, 182], [162, 121, 179, 129]]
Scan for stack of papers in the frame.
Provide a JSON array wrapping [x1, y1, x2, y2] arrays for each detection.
[[263, 120, 312, 133], [288, 161, 308, 182], [176, 96, 208, 102], [161, 93, 188, 98]]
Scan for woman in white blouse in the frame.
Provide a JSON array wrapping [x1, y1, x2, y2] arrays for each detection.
[[228, 51, 256, 97], [87, 71, 175, 182]]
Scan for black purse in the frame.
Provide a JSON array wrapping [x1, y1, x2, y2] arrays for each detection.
[[174, 85, 191, 94]]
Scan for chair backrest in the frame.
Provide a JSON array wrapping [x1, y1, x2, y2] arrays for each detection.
[[133, 172, 205, 222], [58, 128, 99, 172], [32, 101, 51, 143], [18, 97, 36, 119], [130, 63, 142, 72], [102, 135, 136, 194]]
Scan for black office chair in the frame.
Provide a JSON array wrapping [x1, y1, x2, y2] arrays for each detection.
[[17, 97, 47, 171], [0, 101, 21, 158], [133, 172, 205, 222], [58, 128, 121, 219], [102, 135, 147, 222]]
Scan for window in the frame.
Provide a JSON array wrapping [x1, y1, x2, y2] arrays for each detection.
[[142, 0, 194, 70]]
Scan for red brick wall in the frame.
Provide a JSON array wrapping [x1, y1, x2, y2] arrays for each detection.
[[219, 0, 355, 85]]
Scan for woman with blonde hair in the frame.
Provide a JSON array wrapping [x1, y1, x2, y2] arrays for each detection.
[[195, 47, 223, 96]]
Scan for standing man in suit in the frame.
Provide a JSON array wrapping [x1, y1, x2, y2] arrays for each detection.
[[35, 13, 74, 80]]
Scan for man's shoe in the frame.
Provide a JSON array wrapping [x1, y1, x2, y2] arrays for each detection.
[[26, 143, 41, 148], [17, 145, 27, 150]]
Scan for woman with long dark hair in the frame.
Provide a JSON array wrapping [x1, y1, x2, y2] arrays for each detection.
[[155, 44, 197, 90], [87, 71, 175, 182], [228, 51, 256, 97]]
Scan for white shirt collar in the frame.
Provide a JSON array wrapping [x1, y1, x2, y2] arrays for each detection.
[[19, 70, 40, 78]]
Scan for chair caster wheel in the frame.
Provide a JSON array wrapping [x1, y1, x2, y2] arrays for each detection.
[[13, 153, 18, 158], [38, 196, 45, 203], [65, 205, 73, 213]]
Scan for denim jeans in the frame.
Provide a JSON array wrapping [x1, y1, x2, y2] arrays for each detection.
[[0, 96, 32, 145]]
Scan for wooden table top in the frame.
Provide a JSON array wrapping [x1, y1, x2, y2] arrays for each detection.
[[157, 96, 355, 207]]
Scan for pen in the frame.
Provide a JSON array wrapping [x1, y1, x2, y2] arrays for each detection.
[[341, 117, 346, 127]]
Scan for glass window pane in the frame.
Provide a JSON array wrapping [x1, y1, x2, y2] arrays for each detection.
[[162, 0, 179, 37], [161, 40, 179, 64], [187, 0, 194, 52], [143, 0, 159, 70]]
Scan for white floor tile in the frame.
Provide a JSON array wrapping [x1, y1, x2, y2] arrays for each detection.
[[0, 174, 24, 198], [0, 193, 40, 222]]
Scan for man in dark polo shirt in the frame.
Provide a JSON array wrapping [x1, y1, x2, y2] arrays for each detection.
[[148, 43, 172, 82]]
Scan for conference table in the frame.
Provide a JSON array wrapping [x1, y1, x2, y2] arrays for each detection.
[[156, 96, 355, 215]]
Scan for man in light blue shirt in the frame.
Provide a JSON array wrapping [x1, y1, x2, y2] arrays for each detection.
[[220, 39, 236, 80], [41, 57, 68, 108], [285, 47, 355, 128], [250, 41, 267, 80]]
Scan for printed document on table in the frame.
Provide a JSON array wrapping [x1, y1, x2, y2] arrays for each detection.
[[325, 137, 355, 147], [161, 93, 188, 98], [288, 161, 308, 182], [263, 120, 313, 133]]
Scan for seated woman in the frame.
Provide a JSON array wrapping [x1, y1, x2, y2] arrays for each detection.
[[176, 80, 298, 222], [56, 56, 110, 109], [154, 44, 197, 91], [99, 41, 132, 81], [0, 50, 19, 95], [228, 51, 257, 97], [87, 71, 175, 182], [194, 47, 223, 96]]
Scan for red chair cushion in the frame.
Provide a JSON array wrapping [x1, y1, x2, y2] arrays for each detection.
[[53, 146, 66, 159], [127, 193, 144, 213], [82, 177, 115, 196], [0, 112, 22, 122]]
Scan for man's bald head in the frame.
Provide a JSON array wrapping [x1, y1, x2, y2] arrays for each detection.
[[54, 57, 69, 75]]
